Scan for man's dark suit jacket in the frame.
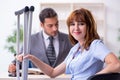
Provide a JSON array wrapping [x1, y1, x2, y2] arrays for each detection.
[[12, 31, 72, 68]]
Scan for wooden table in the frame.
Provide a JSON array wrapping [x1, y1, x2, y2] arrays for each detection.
[[0, 73, 71, 80]]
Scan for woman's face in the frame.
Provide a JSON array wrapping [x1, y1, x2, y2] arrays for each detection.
[[70, 21, 86, 42]]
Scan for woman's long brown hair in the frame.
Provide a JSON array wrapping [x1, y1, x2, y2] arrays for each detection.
[[67, 8, 100, 50]]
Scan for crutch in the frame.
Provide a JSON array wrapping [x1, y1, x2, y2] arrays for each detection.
[[15, 6, 34, 80], [22, 6, 34, 80]]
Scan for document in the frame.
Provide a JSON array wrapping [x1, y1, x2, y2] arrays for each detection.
[[28, 68, 44, 75]]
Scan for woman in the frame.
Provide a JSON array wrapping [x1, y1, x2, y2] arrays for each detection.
[[17, 8, 120, 80]]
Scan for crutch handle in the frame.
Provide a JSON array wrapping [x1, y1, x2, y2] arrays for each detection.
[[15, 6, 29, 15], [30, 6, 34, 12], [24, 6, 29, 12]]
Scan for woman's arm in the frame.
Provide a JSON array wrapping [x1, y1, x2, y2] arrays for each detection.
[[24, 54, 66, 78], [97, 52, 120, 74]]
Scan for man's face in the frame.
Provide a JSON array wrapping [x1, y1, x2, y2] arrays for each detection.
[[41, 16, 59, 36]]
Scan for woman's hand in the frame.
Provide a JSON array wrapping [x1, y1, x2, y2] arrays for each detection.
[[16, 53, 34, 62], [16, 54, 24, 62], [23, 54, 33, 60]]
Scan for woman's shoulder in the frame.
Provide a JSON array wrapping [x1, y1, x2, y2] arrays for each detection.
[[89, 39, 104, 50], [91, 39, 103, 45]]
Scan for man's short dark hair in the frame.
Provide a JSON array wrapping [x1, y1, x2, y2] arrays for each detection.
[[39, 8, 58, 23]]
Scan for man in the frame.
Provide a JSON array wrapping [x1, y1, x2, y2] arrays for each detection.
[[8, 8, 72, 74]]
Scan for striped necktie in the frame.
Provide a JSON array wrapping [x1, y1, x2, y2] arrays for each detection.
[[46, 36, 56, 67]]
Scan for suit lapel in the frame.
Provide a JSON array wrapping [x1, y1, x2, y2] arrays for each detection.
[[54, 32, 65, 64]]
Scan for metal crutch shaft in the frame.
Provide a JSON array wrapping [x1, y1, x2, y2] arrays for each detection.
[[16, 14, 20, 80], [22, 9, 29, 80], [27, 6, 34, 52], [22, 6, 34, 80], [15, 6, 29, 80]]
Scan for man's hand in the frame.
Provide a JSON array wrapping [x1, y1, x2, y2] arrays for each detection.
[[8, 63, 16, 73]]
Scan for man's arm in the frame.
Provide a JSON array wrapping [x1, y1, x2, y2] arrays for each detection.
[[8, 63, 16, 73]]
